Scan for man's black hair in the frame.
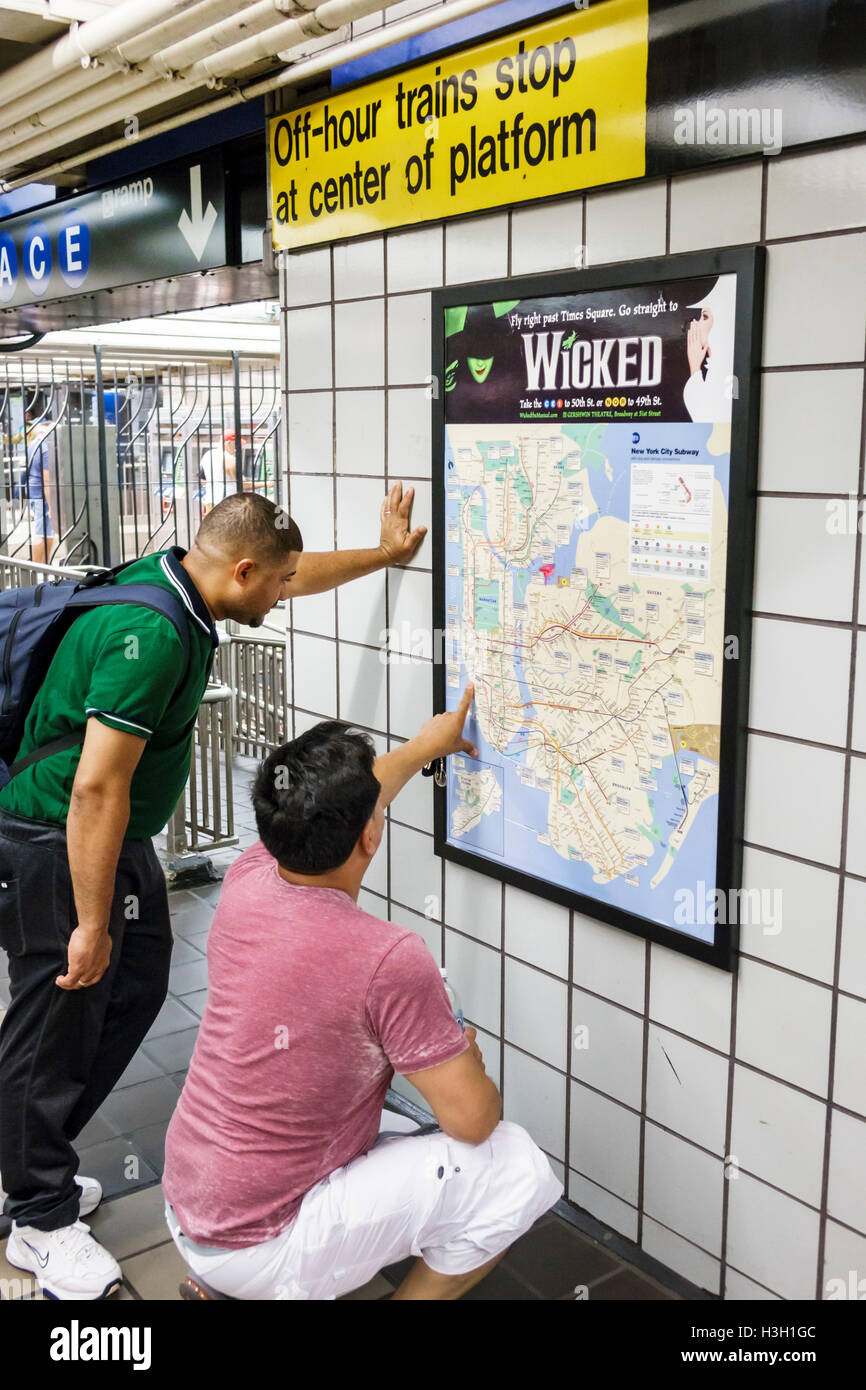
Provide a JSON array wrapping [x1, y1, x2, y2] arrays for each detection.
[[251, 720, 381, 874]]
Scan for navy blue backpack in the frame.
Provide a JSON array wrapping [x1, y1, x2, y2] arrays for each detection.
[[0, 560, 191, 790]]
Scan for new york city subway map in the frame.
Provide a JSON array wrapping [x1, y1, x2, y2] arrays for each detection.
[[440, 273, 738, 940]]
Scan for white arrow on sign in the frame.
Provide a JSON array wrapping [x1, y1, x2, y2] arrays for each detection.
[[177, 164, 218, 262]]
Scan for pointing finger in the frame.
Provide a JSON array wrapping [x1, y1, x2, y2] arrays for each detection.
[[456, 682, 475, 721]]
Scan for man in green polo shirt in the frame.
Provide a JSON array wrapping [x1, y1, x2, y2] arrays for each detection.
[[0, 483, 426, 1300]]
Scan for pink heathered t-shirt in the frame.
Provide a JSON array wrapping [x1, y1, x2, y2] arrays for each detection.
[[162, 840, 469, 1249]]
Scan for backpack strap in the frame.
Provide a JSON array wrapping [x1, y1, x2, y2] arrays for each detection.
[[7, 583, 194, 778]]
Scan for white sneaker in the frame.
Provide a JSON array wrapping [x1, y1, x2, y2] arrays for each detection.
[[76, 1175, 102, 1218], [6, 1219, 122, 1300]]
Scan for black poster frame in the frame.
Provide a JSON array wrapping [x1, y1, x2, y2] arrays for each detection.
[[431, 245, 765, 971]]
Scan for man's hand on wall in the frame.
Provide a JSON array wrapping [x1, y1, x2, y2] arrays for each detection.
[[378, 480, 427, 565]]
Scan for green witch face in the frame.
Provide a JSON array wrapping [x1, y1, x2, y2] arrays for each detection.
[[467, 355, 494, 384]]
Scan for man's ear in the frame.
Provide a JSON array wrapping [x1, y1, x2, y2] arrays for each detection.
[[359, 816, 382, 859]]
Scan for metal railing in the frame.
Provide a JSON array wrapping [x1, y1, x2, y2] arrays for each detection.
[[1, 351, 282, 569], [221, 634, 288, 758], [165, 682, 238, 864]]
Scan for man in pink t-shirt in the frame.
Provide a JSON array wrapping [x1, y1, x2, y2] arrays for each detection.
[[162, 686, 562, 1299]]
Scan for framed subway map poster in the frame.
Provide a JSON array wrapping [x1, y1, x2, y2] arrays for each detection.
[[431, 247, 765, 970]]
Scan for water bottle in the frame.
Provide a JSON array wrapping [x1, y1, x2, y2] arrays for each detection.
[[440, 967, 465, 1031]]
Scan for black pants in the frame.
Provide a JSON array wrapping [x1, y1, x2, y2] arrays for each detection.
[[0, 807, 173, 1231]]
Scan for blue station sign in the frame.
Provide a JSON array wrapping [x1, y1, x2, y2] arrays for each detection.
[[0, 150, 227, 308]]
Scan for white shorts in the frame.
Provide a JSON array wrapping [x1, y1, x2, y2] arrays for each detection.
[[164, 1114, 563, 1300]]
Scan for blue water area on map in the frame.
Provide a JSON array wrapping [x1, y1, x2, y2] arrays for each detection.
[[443, 421, 724, 942]]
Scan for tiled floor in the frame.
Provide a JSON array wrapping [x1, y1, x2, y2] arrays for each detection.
[[0, 756, 689, 1301]]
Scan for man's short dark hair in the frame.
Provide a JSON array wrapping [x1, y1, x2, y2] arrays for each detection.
[[252, 721, 381, 874], [195, 491, 303, 564]]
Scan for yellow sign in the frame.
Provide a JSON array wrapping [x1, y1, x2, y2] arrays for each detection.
[[269, 0, 648, 250]]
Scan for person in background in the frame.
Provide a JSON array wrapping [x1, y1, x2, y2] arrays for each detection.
[[23, 414, 56, 564], [162, 690, 563, 1300], [200, 430, 238, 509]]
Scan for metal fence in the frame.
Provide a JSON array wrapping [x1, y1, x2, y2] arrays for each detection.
[[218, 635, 288, 758], [0, 350, 282, 567]]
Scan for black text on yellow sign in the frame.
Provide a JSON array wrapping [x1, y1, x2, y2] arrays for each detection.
[[269, 0, 648, 250]]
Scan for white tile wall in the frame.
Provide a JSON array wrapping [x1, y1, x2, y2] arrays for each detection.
[[739, 847, 838, 984], [287, 392, 333, 474], [335, 299, 385, 387], [387, 567, 432, 656], [284, 246, 331, 307], [572, 910, 646, 1011], [743, 734, 845, 867], [568, 1080, 640, 1203], [444, 859, 501, 947], [735, 957, 832, 1095], [504, 884, 569, 977], [390, 821, 440, 918], [511, 197, 582, 275], [335, 476, 385, 550], [852, 635, 866, 753], [822, 1221, 866, 1298], [388, 656, 432, 737], [335, 390, 385, 474], [726, 1171, 821, 1300], [293, 588, 335, 638], [748, 617, 850, 745], [753, 498, 856, 622], [757, 368, 864, 495], [504, 1045, 566, 1160], [389, 740, 435, 834], [669, 162, 763, 252], [723, 1267, 781, 1301], [827, 1108, 866, 1234], [641, 1218, 720, 1295], [388, 388, 431, 479], [765, 142, 866, 238], [286, 305, 333, 389], [730, 1064, 826, 1204], [762, 233, 866, 366], [845, 757, 866, 879], [648, 943, 732, 1052], [445, 212, 509, 284], [444, 927, 501, 1035], [567, 1168, 638, 1241], [289, 479, 335, 564], [333, 236, 384, 300], [585, 181, 667, 264], [387, 900, 441, 963], [504, 957, 568, 1069], [646, 1024, 729, 1153], [643, 1124, 724, 1256], [282, 140, 866, 1298], [338, 641, 387, 731], [387, 292, 431, 385], [569, 986, 643, 1109], [291, 632, 337, 718], [833, 994, 866, 1116], [386, 225, 443, 293], [840, 876, 866, 1000], [337, 569, 386, 648]]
